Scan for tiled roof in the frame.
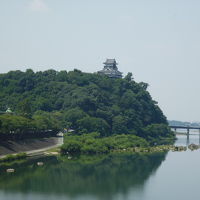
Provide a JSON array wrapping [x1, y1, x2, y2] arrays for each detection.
[[104, 59, 117, 64]]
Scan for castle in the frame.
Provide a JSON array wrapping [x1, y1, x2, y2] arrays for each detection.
[[98, 59, 122, 78]]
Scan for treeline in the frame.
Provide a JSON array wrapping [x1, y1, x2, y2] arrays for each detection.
[[0, 69, 174, 144], [0, 112, 61, 139], [168, 120, 200, 127]]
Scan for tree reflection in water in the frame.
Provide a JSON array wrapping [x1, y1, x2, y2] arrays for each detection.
[[0, 152, 167, 198]]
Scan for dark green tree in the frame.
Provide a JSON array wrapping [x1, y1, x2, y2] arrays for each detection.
[[124, 72, 133, 82], [112, 115, 128, 134], [17, 99, 32, 118], [77, 116, 110, 136]]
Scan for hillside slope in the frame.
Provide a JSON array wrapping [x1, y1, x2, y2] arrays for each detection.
[[0, 69, 174, 144]]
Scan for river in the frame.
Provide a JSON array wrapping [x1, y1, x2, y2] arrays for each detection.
[[0, 133, 199, 200]]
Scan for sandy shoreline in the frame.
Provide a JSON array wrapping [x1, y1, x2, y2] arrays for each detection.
[[0, 133, 63, 158]]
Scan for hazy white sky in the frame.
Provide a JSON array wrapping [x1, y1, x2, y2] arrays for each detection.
[[0, 0, 200, 122]]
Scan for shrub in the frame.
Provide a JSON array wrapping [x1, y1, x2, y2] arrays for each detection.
[[61, 140, 81, 154], [61, 133, 149, 155]]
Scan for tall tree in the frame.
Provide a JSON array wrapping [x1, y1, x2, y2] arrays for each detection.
[[17, 99, 32, 118]]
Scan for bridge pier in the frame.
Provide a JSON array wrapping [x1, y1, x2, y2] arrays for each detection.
[[187, 128, 190, 140], [199, 129, 200, 145], [186, 135, 190, 145]]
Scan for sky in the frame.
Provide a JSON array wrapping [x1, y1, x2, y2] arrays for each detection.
[[0, 0, 200, 122]]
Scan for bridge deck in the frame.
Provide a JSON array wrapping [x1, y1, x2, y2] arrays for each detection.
[[170, 125, 200, 130]]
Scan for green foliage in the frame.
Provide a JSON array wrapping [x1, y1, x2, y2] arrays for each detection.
[[61, 140, 81, 154], [0, 69, 173, 143], [0, 152, 27, 163], [124, 72, 133, 82], [17, 98, 32, 118], [32, 111, 62, 131], [63, 108, 87, 129], [105, 134, 149, 150], [61, 133, 149, 155], [112, 115, 128, 134], [0, 112, 62, 139], [77, 116, 110, 136], [0, 114, 32, 135], [143, 124, 175, 145]]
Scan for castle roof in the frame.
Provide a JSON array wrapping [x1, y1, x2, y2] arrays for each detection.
[[103, 59, 118, 65]]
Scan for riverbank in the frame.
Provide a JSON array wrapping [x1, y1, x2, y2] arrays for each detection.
[[60, 144, 199, 157], [0, 142, 199, 164], [0, 133, 63, 158], [1, 135, 200, 200], [2, 133, 198, 163]]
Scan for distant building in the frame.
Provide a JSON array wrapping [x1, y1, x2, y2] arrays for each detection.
[[98, 59, 122, 78], [6, 108, 12, 113], [0, 108, 14, 115]]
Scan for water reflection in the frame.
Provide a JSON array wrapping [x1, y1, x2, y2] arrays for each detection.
[[0, 153, 167, 199], [175, 131, 200, 146]]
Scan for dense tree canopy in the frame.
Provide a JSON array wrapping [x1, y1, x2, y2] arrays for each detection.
[[0, 69, 174, 143]]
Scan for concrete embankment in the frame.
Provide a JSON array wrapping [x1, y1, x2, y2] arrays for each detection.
[[0, 133, 63, 158]]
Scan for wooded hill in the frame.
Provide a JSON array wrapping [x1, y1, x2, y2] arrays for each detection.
[[0, 69, 174, 144]]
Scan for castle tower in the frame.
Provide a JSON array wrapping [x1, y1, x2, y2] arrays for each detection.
[[98, 59, 122, 78]]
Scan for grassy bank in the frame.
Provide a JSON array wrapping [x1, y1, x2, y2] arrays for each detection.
[[60, 132, 175, 155], [0, 153, 27, 163]]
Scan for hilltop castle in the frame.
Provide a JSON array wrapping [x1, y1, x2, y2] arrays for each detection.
[[98, 59, 122, 78]]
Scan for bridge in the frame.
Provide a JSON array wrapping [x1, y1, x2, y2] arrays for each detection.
[[170, 125, 200, 137], [170, 125, 200, 145]]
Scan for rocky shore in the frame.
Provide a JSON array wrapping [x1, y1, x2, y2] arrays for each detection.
[[112, 143, 200, 153]]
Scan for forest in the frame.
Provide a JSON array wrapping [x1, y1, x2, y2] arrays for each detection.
[[0, 69, 175, 151]]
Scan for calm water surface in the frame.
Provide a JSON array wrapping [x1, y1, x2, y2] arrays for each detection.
[[0, 134, 200, 200]]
